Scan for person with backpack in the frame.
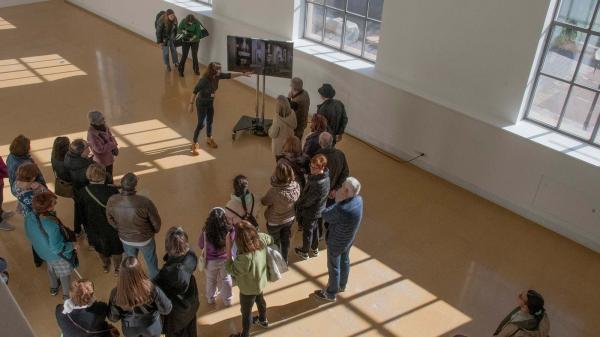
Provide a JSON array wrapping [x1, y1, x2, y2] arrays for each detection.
[[225, 221, 273, 337], [154, 227, 199, 337], [155, 9, 178, 72], [177, 14, 204, 77], [79, 163, 123, 275], [108, 256, 172, 337], [198, 207, 235, 307], [225, 175, 259, 227]]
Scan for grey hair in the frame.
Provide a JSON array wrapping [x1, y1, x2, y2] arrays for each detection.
[[345, 177, 361, 196], [88, 110, 105, 126], [69, 139, 88, 155], [319, 132, 333, 149], [121, 172, 138, 192], [290, 77, 303, 91], [276, 95, 292, 118]]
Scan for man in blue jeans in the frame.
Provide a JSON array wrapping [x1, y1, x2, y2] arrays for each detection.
[[106, 173, 162, 278], [312, 177, 363, 302]]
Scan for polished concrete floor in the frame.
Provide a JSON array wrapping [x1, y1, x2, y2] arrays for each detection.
[[1, 2, 599, 337]]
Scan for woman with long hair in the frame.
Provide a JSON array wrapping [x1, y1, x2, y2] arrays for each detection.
[[276, 136, 309, 189], [51, 136, 71, 184], [188, 62, 251, 154], [261, 162, 300, 263], [268, 95, 297, 157], [177, 14, 203, 76], [155, 227, 199, 337], [155, 9, 178, 72], [108, 256, 172, 337], [225, 221, 273, 337], [79, 163, 123, 274], [225, 175, 258, 227], [303, 114, 328, 159], [56, 279, 118, 337], [198, 207, 235, 306], [25, 192, 76, 299]]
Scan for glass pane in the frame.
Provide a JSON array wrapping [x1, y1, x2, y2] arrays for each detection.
[[575, 35, 600, 88], [368, 0, 384, 20], [326, 0, 347, 10], [308, 0, 325, 4], [324, 8, 344, 48], [305, 3, 325, 41], [348, 0, 368, 15], [557, 0, 597, 28], [343, 14, 365, 56], [541, 25, 586, 80], [560, 86, 600, 139], [364, 20, 381, 61], [528, 75, 570, 126], [595, 128, 600, 143]]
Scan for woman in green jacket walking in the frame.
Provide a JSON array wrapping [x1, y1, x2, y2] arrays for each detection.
[[225, 221, 273, 337], [178, 14, 204, 77]]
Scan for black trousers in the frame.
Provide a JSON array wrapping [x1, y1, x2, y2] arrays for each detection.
[[239, 293, 267, 337], [300, 217, 319, 253], [267, 221, 293, 263], [193, 103, 215, 142], [179, 41, 199, 74]]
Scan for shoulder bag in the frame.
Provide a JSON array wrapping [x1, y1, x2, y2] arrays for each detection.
[[85, 186, 107, 208], [54, 170, 73, 198]]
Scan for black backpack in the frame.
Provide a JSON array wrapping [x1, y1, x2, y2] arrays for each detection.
[[226, 193, 259, 228], [155, 10, 165, 29]]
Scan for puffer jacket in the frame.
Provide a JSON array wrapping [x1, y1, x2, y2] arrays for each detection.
[[261, 179, 300, 225], [295, 170, 330, 220], [64, 151, 93, 189], [106, 191, 162, 243], [493, 307, 550, 337]]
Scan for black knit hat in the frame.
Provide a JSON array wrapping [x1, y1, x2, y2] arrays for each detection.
[[318, 83, 336, 99]]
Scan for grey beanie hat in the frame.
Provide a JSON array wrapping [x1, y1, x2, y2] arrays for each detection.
[[291, 77, 303, 91], [88, 110, 104, 126], [121, 172, 138, 192]]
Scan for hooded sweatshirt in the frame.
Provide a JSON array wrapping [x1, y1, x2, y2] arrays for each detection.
[[261, 179, 300, 225]]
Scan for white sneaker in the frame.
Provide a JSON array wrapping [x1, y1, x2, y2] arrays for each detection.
[[0, 220, 15, 231], [1, 211, 15, 220]]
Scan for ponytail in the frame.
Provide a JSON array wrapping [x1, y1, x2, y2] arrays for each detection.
[[526, 290, 545, 326]]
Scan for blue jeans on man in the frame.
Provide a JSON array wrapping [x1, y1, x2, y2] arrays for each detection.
[[122, 238, 159, 278], [326, 246, 351, 297], [162, 40, 178, 66]]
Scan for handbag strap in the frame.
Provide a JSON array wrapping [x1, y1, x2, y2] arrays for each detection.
[[85, 186, 107, 208], [35, 215, 73, 264], [66, 313, 113, 334]]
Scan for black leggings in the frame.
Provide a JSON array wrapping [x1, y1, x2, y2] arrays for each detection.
[[240, 293, 267, 337], [193, 103, 214, 142], [179, 41, 199, 74], [267, 221, 293, 263]]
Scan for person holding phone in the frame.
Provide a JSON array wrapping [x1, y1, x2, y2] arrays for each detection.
[[188, 62, 251, 154]]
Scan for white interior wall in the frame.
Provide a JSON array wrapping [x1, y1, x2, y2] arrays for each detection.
[[66, 0, 600, 252]]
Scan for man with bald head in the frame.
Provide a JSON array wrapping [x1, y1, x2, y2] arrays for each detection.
[[312, 177, 363, 302]]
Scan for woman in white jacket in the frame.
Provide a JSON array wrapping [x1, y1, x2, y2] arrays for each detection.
[[269, 96, 297, 157]]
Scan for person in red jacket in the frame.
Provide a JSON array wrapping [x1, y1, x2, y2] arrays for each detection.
[[0, 156, 15, 231]]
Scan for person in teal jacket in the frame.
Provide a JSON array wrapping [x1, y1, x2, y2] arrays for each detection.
[[225, 221, 273, 337], [177, 14, 204, 77], [25, 192, 76, 299]]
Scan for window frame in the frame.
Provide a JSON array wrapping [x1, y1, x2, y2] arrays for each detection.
[[524, 0, 600, 146], [195, 0, 213, 6], [303, 0, 383, 62]]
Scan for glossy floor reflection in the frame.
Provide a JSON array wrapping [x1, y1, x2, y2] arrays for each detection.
[[0, 2, 599, 337]]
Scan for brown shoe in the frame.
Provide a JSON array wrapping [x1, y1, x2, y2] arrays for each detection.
[[207, 137, 218, 148], [191, 143, 200, 156]]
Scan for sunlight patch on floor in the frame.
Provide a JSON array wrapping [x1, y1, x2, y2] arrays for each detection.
[[0, 17, 16, 30], [0, 54, 86, 88]]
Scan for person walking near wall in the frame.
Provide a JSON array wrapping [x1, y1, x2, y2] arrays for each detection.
[[106, 173, 162, 278], [316, 84, 348, 145], [288, 77, 310, 140], [177, 14, 203, 77], [188, 62, 251, 153], [268, 95, 297, 157], [312, 177, 363, 302], [87, 111, 118, 184], [156, 9, 178, 72]]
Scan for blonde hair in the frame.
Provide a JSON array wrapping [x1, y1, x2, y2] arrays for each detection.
[[86, 163, 106, 183], [276, 95, 292, 118], [69, 279, 95, 306]]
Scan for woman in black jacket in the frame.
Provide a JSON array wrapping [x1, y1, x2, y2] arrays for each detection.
[[64, 139, 94, 236], [154, 227, 199, 337], [56, 279, 118, 337], [51, 136, 71, 183], [294, 154, 330, 260], [80, 163, 123, 274], [303, 114, 328, 159], [156, 9, 178, 72], [108, 256, 172, 337]]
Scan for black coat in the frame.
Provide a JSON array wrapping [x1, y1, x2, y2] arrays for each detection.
[[276, 152, 310, 188], [51, 157, 71, 182], [154, 251, 199, 336], [80, 184, 123, 257], [316, 148, 349, 191], [303, 131, 322, 159], [56, 302, 112, 337], [108, 286, 172, 337], [295, 170, 330, 220], [156, 19, 177, 44], [64, 152, 93, 190], [317, 99, 348, 137]]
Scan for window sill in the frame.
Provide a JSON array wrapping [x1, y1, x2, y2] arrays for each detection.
[[163, 0, 212, 13], [293, 38, 375, 71], [504, 120, 600, 167]]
